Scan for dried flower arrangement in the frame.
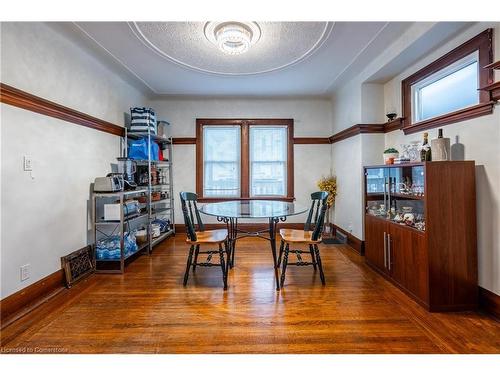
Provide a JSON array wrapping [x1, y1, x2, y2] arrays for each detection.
[[317, 175, 337, 207]]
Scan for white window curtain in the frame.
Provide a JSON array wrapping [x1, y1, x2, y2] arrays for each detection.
[[203, 126, 241, 197], [249, 126, 287, 196]]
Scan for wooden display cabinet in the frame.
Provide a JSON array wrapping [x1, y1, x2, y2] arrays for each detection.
[[364, 161, 477, 311]]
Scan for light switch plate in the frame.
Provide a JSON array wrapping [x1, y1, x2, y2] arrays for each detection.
[[23, 156, 33, 171], [20, 264, 30, 281]]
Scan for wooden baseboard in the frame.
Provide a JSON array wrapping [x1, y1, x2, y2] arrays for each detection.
[[0, 269, 66, 329], [478, 286, 500, 320], [332, 224, 365, 255]]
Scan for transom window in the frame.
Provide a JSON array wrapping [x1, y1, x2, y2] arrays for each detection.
[[411, 52, 479, 123], [402, 29, 493, 133], [196, 119, 294, 201]]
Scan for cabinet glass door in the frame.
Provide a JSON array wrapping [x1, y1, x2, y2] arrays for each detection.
[[388, 165, 425, 232], [365, 165, 426, 232], [366, 168, 387, 194], [365, 167, 389, 218]]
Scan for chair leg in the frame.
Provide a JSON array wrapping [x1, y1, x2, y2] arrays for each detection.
[[218, 243, 228, 290], [224, 239, 230, 273], [313, 244, 326, 285], [309, 244, 317, 270], [280, 243, 290, 288], [231, 240, 236, 268], [192, 244, 200, 272], [183, 245, 195, 286], [277, 240, 284, 267]]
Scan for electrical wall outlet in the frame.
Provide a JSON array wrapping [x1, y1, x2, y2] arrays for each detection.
[[20, 264, 30, 281], [348, 222, 353, 233], [23, 156, 33, 171]]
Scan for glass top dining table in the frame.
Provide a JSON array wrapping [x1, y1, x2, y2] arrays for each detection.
[[199, 200, 308, 290]]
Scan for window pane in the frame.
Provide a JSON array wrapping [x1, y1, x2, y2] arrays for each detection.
[[250, 127, 287, 196], [416, 60, 478, 122], [203, 126, 240, 197]]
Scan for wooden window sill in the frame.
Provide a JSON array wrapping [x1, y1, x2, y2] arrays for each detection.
[[403, 101, 495, 135], [197, 196, 295, 203]]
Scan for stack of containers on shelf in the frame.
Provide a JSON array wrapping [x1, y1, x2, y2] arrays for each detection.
[[130, 107, 157, 134], [125, 107, 175, 252]]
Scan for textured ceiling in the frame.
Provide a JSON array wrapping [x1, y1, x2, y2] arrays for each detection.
[[131, 22, 333, 75], [68, 22, 473, 97]]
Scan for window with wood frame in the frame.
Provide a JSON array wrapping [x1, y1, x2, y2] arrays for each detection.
[[401, 28, 494, 134], [196, 119, 294, 202]]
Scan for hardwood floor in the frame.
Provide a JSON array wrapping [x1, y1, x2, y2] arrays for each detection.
[[1, 236, 499, 353]]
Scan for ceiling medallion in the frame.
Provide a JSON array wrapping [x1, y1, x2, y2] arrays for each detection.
[[204, 22, 261, 55]]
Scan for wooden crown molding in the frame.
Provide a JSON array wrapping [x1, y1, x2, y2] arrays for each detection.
[[0, 83, 125, 137]]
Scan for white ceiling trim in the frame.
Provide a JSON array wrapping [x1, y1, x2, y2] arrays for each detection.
[[128, 21, 335, 76], [72, 22, 157, 95], [324, 22, 391, 93]]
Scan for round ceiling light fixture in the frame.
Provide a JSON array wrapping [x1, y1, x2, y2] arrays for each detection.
[[204, 22, 261, 55]]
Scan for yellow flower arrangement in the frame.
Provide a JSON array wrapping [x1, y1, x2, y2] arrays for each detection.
[[317, 175, 337, 207]]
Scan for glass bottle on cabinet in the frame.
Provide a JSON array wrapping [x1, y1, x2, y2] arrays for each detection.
[[365, 163, 425, 232]]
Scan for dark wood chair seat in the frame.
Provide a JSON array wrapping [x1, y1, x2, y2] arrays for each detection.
[[186, 229, 228, 244]]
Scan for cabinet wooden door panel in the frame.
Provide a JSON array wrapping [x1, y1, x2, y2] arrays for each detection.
[[389, 225, 428, 304], [365, 215, 387, 274]]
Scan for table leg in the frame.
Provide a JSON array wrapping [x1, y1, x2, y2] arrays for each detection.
[[269, 217, 280, 291]]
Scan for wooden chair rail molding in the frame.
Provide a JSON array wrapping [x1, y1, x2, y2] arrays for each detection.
[[1, 83, 406, 146], [4, 81, 495, 146], [0, 83, 125, 137]]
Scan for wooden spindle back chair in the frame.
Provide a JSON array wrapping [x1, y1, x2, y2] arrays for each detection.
[[278, 191, 329, 287], [179, 192, 229, 290]]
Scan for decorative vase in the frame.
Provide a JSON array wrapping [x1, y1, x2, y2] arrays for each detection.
[[431, 137, 451, 161]]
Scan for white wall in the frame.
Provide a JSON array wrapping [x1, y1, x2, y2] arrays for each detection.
[[382, 23, 500, 295], [0, 22, 148, 298], [149, 98, 333, 224], [330, 22, 500, 295]]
